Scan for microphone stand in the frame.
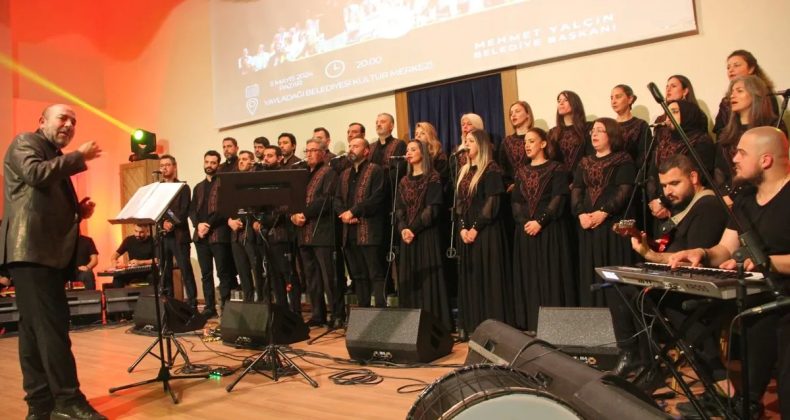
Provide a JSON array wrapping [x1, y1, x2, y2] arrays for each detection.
[[384, 159, 402, 289], [446, 153, 464, 260], [647, 82, 783, 420], [620, 124, 658, 232], [308, 172, 345, 345]]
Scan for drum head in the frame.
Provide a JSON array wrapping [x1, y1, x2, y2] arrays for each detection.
[[408, 364, 583, 420]]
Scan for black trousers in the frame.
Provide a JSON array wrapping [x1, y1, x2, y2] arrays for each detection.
[[195, 241, 237, 311], [744, 292, 790, 416], [231, 240, 259, 302], [606, 285, 650, 361], [8, 263, 85, 410], [161, 236, 198, 306], [301, 246, 344, 322], [343, 241, 385, 308]]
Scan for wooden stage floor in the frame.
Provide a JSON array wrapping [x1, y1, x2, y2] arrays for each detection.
[[0, 320, 781, 419]]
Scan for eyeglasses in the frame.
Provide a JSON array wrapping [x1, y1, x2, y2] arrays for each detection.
[[589, 128, 607, 135], [304, 149, 321, 154]]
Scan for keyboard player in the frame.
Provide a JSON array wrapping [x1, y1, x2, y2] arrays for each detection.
[[627, 154, 729, 392], [108, 224, 155, 288], [670, 127, 790, 418]]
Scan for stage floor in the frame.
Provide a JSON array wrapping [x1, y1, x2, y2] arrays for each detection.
[[0, 320, 781, 419]]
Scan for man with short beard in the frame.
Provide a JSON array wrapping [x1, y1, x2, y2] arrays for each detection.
[[671, 127, 790, 418], [158, 154, 199, 309], [227, 151, 260, 302], [252, 136, 270, 171], [278, 132, 300, 167], [253, 145, 295, 310], [0, 104, 106, 419], [218, 137, 239, 173], [628, 154, 728, 396], [313, 127, 335, 161], [335, 137, 387, 307], [190, 150, 237, 317]]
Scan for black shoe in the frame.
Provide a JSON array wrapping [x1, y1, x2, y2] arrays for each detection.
[[200, 308, 217, 318], [25, 406, 51, 420], [306, 319, 325, 328], [51, 401, 107, 420], [611, 349, 642, 377]]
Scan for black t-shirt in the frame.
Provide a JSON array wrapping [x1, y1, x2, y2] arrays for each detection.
[[665, 195, 728, 253], [116, 236, 154, 261], [75, 235, 99, 266], [730, 181, 790, 285]]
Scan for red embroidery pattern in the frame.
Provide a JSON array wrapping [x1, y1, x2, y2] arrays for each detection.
[[503, 134, 527, 173], [517, 161, 560, 219], [399, 170, 440, 225], [340, 163, 375, 244], [580, 152, 631, 207]]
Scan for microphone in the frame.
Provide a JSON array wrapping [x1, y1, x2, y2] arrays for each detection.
[[452, 147, 468, 157], [773, 89, 790, 97], [331, 152, 347, 160], [291, 159, 308, 168], [739, 297, 790, 317], [647, 82, 665, 104], [389, 155, 407, 160], [152, 170, 162, 174], [648, 123, 666, 128]]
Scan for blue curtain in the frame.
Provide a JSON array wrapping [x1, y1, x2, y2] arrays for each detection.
[[406, 73, 505, 153]]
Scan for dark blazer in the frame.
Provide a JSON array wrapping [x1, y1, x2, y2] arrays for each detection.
[[163, 180, 192, 244], [0, 130, 87, 269], [189, 177, 231, 243], [298, 162, 337, 247], [334, 160, 386, 246]]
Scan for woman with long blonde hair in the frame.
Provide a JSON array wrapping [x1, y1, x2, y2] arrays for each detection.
[[455, 129, 513, 338], [414, 121, 448, 182]]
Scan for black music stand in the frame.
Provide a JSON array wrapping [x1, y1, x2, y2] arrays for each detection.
[[108, 182, 209, 404], [216, 170, 319, 391]]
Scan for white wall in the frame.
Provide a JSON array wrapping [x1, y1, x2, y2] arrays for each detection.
[[518, 0, 790, 130]]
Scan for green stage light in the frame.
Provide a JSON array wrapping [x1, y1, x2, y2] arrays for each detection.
[[129, 129, 158, 161]]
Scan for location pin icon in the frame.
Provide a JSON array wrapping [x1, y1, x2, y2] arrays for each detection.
[[246, 98, 259, 115]]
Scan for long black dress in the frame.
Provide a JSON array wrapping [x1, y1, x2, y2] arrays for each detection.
[[456, 162, 513, 333], [572, 151, 636, 307], [499, 133, 528, 187], [511, 160, 576, 331], [395, 170, 451, 330]]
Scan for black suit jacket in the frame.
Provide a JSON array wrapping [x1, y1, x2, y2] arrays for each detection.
[[0, 130, 87, 269]]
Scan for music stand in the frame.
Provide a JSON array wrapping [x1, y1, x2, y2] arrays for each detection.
[[107, 182, 209, 404], [216, 170, 319, 391]]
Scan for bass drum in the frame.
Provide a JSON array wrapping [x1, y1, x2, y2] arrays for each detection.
[[407, 364, 583, 420]]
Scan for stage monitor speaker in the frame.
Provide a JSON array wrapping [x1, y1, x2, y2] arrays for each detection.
[[133, 295, 206, 334], [66, 290, 102, 317], [345, 307, 452, 363], [0, 296, 19, 324], [105, 285, 153, 315], [220, 301, 309, 347], [466, 319, 670, 420], [536, 307, 620, 371]]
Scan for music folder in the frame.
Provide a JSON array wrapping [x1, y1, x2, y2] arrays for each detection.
[[109, 182, 186, 225]]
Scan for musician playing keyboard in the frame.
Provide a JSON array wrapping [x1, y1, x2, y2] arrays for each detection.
[[670, 127, 790, 418], [622, 154, 729, 397], [108, 224, 155, 288]]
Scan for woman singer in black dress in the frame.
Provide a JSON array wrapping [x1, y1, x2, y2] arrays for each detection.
[[713, 49, 777, 136], [456, 129, 513, 337], [715, 75, 786, 205], [395, 140, 451, 329], [499, 101, 535, 190], [572, 117, 644, 376], [511, 127, 575, 332], [548, 90, 593, 176]]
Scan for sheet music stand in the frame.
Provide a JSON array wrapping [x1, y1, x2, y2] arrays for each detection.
[[217, 170, 318, 391], [107, 182, 209, 404]]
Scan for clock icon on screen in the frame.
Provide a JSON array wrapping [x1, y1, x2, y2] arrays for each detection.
[[325, 60, 346, 78]]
